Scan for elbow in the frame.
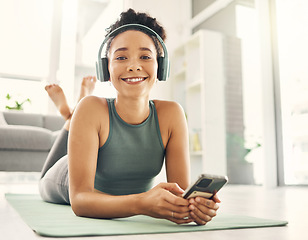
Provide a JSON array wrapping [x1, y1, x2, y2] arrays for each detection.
[[70, 192, 104, 218], [70, 197, 84, 217], [70, 193, 89, 217], [71, 205, 83, 217]]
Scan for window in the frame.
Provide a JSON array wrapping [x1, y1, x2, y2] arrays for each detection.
[[275, 0, 308, 185], [235, 4, 264, 185], [0, 0, 53, 79], [0, 0, 118, 114], [0, 0, 53, 113]]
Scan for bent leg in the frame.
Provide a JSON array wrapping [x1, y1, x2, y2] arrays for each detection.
[[45, 84, 72, 120], [78, 76, 97, 102], [40, 76, 96, 204], [40, 129, 69, 179], [39, 155, 70, 204]]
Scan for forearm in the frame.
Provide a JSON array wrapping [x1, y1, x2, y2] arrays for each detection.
[[70, 183, 193, 225], [71, 191, 142, 219]]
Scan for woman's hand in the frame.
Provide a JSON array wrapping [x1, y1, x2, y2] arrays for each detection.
[[138, 183, 193, 224], [188, 194, 221, 225]]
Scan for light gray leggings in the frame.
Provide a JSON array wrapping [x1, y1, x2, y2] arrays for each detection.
[[39, 129, 70, 204]]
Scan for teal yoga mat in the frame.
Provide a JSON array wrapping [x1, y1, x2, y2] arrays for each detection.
[[6, 194, 287, 237]]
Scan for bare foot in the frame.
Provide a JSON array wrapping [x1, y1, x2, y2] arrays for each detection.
[[45, 84, 72, 120], [78, 76, 97, 101]]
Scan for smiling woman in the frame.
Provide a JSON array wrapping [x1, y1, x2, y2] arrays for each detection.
[[108, 30, 158, 98], [38, 8, 221, 226]]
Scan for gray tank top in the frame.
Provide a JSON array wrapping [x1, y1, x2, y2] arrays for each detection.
[[94, 98, 165, 195]]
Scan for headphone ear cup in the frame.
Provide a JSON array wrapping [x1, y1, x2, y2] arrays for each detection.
[[101, 58, 110, 81], [157, 57, 169, 81], [157, 57, 163, 81]]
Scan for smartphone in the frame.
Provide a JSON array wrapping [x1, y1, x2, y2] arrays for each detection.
[[182, 174, 228, 199]]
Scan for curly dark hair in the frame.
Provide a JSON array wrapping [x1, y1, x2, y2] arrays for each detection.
[[104, 8, 167, 57]]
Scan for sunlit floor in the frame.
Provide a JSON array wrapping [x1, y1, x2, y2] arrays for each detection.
[[1, 172, 307, 240]]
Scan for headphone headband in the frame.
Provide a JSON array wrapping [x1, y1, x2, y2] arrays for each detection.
[[96, 23, 170, 82]]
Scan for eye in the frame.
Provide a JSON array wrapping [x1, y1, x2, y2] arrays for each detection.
[[141, 55, 152, 60], [116, 56, 127, 60]]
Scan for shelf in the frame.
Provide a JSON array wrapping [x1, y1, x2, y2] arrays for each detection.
[[170, 30, 227, 176], [190, 151, 203, 157], [186, 80, 201, 91], [186, 31, 202, 49], [172, 69, 186, 80], [173, 43, 185, 57]]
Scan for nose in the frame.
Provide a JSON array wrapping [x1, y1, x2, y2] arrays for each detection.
[[127, 59, 142, 72]]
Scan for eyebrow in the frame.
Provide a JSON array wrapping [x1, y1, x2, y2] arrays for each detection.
[[139, 47, 153, 52], [114, 47, 128, 53], [114, 47, 153, 53]]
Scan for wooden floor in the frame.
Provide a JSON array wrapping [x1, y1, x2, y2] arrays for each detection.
[[1, 174, 307, 240]]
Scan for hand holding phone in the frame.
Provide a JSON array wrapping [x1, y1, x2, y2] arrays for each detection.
[[182, 174, 228, 199]]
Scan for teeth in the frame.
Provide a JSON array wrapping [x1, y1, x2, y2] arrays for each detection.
[[124, 78, 144, 82]]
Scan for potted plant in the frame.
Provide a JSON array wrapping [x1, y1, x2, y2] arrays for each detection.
[[5, 94, 31, 111], [227, 133, 261, 184]]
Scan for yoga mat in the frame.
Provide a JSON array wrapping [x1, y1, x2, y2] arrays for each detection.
[[6, 194, 288, 237]]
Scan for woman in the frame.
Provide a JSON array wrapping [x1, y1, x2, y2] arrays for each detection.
[[39, 9, 220, 225]]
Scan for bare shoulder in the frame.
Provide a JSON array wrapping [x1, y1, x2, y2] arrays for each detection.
[[77, 96, 108, 110], [153, 99, 185, 117], [152, 100, 186, 130], [152, 100, 188, 149], [71, 97, 111, 147], [73, 96, 109, 122], [79, 95, 107, 105]]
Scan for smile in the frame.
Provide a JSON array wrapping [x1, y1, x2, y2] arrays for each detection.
[[121, 77, 147, 83]]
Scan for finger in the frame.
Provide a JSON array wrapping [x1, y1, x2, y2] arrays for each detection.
[[189, 198, 219, 225], [158, 182, 185, 195], [169, 217, 194, 225], [189, 210, 209, 225], [190, 199, 218, 219], [167, 211, 194, 225], [191, 203, 217, 219], [162, 200, 190, 215], [166, 193, 190, 207], [170, 210, 192, 220], [153, 200, 191, 222], [212, 194, 221, 203], [194, 197, 219, 210], [189, 203, 216, 225], [158, 183, 189, 206]]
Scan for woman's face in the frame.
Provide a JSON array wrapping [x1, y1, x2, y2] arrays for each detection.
[[108, 30, 158, 99]]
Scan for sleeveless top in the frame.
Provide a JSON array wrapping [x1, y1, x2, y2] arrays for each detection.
[[94, 98, 165, 195]]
